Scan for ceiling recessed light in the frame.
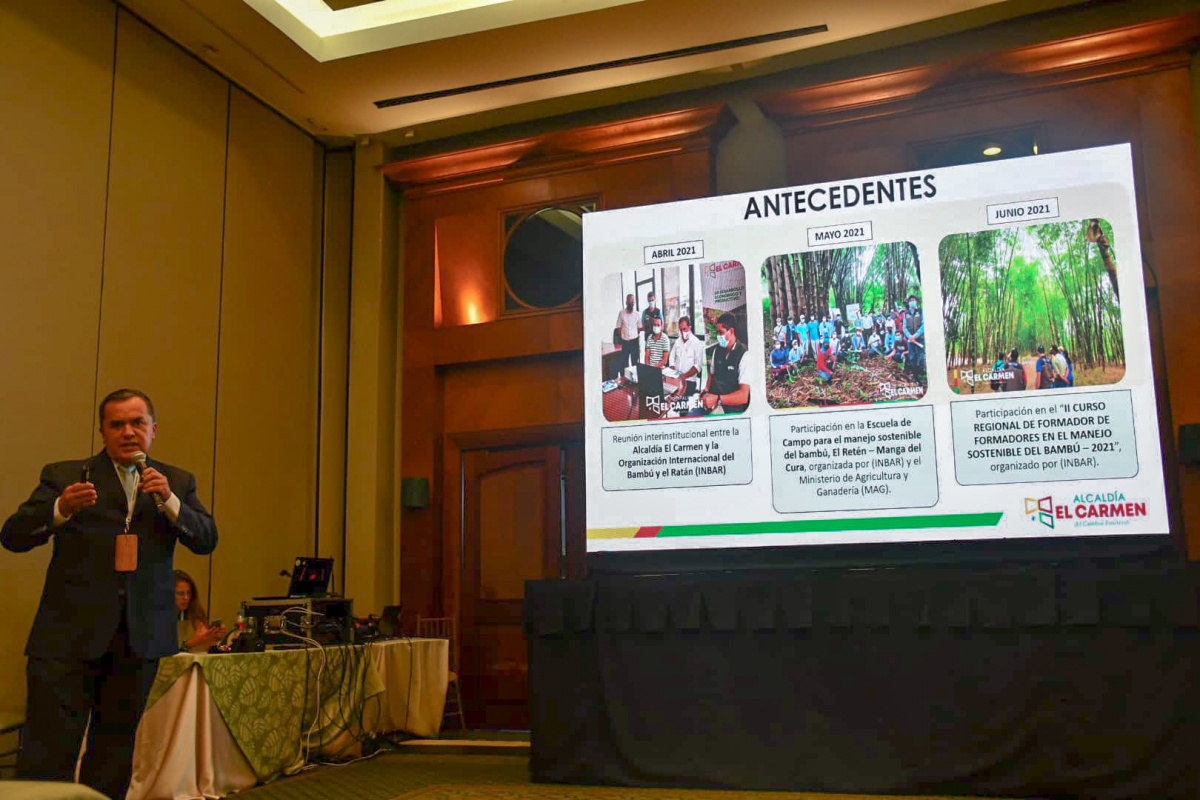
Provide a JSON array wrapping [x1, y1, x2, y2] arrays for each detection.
[[982, 144, 1002, 157], [244, 0, 644, 62]]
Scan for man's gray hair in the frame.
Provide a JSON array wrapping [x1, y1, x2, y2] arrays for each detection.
[[99, 388, 156, 425]]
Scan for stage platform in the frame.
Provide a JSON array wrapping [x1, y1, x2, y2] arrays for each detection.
[[526, 562, 1200, 799]]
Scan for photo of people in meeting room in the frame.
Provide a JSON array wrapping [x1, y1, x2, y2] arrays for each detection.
[[600, 261, 749, 422]]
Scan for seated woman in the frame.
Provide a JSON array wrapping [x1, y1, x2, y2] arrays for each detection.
[[175, 569, 226, 654]]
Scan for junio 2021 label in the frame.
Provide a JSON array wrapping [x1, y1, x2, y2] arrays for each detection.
[[986, 197, 1060, 225]]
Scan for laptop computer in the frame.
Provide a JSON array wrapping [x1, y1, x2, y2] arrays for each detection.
[[252, 556, 334, 601]]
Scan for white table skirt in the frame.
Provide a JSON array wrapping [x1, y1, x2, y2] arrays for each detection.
[[363, 636, 449, 739], [126, 661, 256, 800]]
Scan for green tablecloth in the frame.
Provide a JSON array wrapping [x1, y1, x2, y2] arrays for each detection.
[[146, 645, 385, 781]]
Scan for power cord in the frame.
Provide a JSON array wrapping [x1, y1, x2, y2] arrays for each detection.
[[280, 623, 326, 764], [287, 613, 380, 764], [274, 607, 417, 766]]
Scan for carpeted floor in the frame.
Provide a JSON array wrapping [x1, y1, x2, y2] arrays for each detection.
[[237, 754, 528, 800], [235, 753, 997, 800], [391, 785, 992, 800], [446, 730, 532, 742]]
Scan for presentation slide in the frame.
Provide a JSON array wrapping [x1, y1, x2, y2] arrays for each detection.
[[583, 144, 1169, 553]]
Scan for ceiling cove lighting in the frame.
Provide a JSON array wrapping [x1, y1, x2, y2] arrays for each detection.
[[374, 23, 829, 107], [244, 0, 645, 61]]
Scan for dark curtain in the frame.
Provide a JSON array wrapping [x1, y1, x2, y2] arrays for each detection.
[[525, 564, 1200, 798]]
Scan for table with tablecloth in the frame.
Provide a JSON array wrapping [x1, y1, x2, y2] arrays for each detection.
[[127, 637, 448, 800]]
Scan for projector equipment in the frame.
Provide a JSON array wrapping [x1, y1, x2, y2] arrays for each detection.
[[241, 597, 354, 649], [229, 633, 265, 653], [355, 604, 404, 643], [354, 616, 380, 643]]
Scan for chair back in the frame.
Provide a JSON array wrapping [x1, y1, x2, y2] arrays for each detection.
[[0, 715, 23, 780], [417, 615, 458, 672]]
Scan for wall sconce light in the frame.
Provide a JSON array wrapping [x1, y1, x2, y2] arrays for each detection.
[[400, 477, 430, 510]]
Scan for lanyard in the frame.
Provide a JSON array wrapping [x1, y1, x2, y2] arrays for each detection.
[[119, 466, 139, 532], [116, 467, 139, 573]]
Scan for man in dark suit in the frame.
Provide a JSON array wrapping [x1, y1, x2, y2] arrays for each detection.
[[1, 388, 218, 799]]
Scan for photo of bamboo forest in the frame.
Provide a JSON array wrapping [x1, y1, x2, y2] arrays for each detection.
[[762, 242, 927, 409], [940, 218, 1124, 394]]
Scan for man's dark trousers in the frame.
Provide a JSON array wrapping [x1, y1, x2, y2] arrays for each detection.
[[621, 337, 639, 368], [21, 600, 158, 800]]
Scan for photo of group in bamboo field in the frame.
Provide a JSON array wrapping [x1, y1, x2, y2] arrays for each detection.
[[940, 218, 1125, 394], [762, 242, 928, 409]]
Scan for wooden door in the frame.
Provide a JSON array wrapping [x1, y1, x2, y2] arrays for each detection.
[[461, 445, 563, 728]]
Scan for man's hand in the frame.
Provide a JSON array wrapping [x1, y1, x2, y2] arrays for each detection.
[[140, 467, 172, 502], [59, 482, 97, 517], [702, 391, 720, 411]]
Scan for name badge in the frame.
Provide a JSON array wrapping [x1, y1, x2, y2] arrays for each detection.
[[115, 533, 137, 572]]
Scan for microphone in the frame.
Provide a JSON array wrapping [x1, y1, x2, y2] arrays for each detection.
[[131, 451, 165, 510]]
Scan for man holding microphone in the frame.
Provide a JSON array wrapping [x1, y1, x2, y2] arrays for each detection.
[[2, 388, 218, 799]]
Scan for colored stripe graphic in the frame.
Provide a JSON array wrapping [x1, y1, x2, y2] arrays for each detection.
[[587, 527, 643, 540], [590, 512, 1003, 540]]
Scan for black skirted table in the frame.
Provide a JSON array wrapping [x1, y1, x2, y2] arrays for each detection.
[[525, 564, 1200, 799]]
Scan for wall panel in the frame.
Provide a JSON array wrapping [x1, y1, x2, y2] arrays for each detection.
[[442, 354, 584, 434], [211, 88, 323, 623], [0, 5, 329, 719], [95, 12, 228, 594], [345, 142, 400, 618], [318, 150, 354, 586], [0, 0, 115, 714]]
